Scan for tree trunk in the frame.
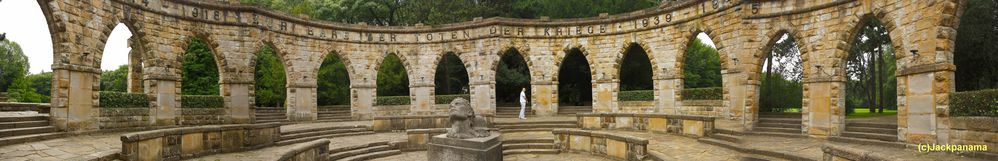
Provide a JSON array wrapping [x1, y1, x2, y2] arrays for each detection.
[[764, 53, 774, 111], [867, 53, 877, 113], [877, 47, 886, 113]]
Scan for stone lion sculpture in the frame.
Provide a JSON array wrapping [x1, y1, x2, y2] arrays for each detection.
[[446, 98, 491, 139]]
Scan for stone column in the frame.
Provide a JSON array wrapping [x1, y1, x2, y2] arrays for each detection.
[[409, 83, 435, 115], [222, 83, 252, 124], [148, 79, 180, 126], [802, 80, 845, 137], [531, 81, 558, 116], [592, 80, 619, 113], [898, 70, 953, 144], [127, 38, 143, 93], [351, 85, 376, 119], [50, 66, 100, 131], [653, 77, 681, 114], [722, 71, 748, 120], [469, 81, 496, 115], [286, 85, 317, 121], [743, 81, 761, 130]]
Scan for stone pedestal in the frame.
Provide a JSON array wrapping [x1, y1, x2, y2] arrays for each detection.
[[427, 133, 502, 161]]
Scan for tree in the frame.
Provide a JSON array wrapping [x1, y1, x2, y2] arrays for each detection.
[[760, 34, 803, 112], [619, 44, 653, 91], [254, 45, 286, 107], [181, 38, 220, 95], [434, 53, 469, 95], [0, 39, 28, 92], [846, 18, 896, 114], [317, 54, 351, 105], [100, 65, 129, 92], [25, 72, 52, 97], [954, 0, 998, 91], [683, 38, 722, 88], [377, 53, 409, 96]]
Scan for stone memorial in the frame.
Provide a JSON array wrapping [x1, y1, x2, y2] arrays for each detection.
[[427, 98, 502, 161]]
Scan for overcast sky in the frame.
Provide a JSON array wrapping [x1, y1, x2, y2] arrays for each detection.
[[3, 1, 717, 75]]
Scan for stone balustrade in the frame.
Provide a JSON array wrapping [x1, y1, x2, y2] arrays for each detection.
[[118, 123, 281, 161], [576, 113, 715, 137], [277, 139, 330, 161], [371, 115, 493, 132], [552, 129, 649, 161], [0, 102, 50, 113]]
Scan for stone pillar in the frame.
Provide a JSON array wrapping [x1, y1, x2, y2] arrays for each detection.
[[410, 83, 435, 115], [126, 38, 143, 93], [286, 86, 317, 121], [722, 71, 748, 120], [469, 81, 496, 115], [351, 85, 376, 119], [803, 81, 845, 137], [50, 67, 100, 131], [743, 82, 761, 130], [149, 79, 179, 126], [898, 70, 952, 144], [531, 82, 558, 116], [653, 78, 681, 114], [592, 80, 619, 113], [222, 83, 252, 124]]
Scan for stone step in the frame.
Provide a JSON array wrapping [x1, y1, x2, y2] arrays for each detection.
[[281, 128, 369, 140], [501, 149, 559, 155], [846, 122, 897, 129], [700, 137, 816, 161], [318, 110, 350, 114], [317, 116, 351, 120], [828, 136, 907, 149], [496, 124, 577, 129], [710, 133, 741, 143], [276, 131, 374, 146], [282, 125, 369, 135], [494, 121, 576, 125], [744, 131, 805, 138], [845, 126, 897, 135], [756, 122, 801, 129], [314, 118, 354, 123], [0, 126, 56, 137], [0, 132, 65, 145], [328, 141, 389, 154], [499, 128, 559, 133], [328, 144, 395, 160], [0, 120, 49, 130], [841, 132, 898, 142], [318, 114, 351, 118], [752, 127, 800, 134], [256, 115, 287, 120], [698, 137, 740, 150], [758, 113, 802, 119], [0, 115, 48, 122], [502, 143, 555, 150], [758, 118, 801, 123], [714, 128, 743, 136], [256, 119, 287, 124], [337, 149, 402, 161], [502, 139, 552, 144], [255, 112, 285, 116]]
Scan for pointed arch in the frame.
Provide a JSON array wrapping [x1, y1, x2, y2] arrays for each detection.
[[558, 47, 593, 106], [433, 52, 471, 95], [375, 52, 411, 96], [494, 47, 532, 106]]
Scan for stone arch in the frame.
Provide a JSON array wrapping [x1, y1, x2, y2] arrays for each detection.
[[493, 44, 534, 77], [372, 51, 414, 96], [613, 42, 659, 80], [676, 28, 727, 75], [752, 29, 810, 82], [177, 30, 228, 95], [427, 51, 474, 83], [553, 44, 598, 82], [318, 50, 356, 86], [253, 40, 293, 87], [835, 13, 908, 77]]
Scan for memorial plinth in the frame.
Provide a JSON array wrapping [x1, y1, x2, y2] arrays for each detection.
[[427, 133, 502, 161]]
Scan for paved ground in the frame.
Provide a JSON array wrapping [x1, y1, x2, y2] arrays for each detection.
[[188, 132, 408, 161], [0, 132, 124, 161], [613, 131, 744, 161], [376, 152, 614, 161]]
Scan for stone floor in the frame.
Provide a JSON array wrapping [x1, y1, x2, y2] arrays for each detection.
[[0, 132, 125, 161], [612, 131, 744, 161], [188, 132, 409, 161], [376, 152, 614, 161]]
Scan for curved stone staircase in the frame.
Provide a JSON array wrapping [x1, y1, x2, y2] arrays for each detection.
[[557, 106, 593, 115], [255, 108, 288, 123], [496, 106, 533, 118], [317, 106, 352, 122], [501, 138, 559, 155], [326, 141, 402, 161], [276, 125, 373, 146], [830, 122, 905, 148], [0, 114, 64, 145], [749, 113, 804, 137], [496, 120, 578, 133]]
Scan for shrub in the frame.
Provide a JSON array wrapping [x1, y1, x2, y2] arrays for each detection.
[[99, 91, 149, 108], [376, 96, 411, 106], [950, 89, 998, 117], [435, 94, 471, 104], [182, 95, 224, 108], [682, 87, 722, 100], [619, 90, 653, 101]]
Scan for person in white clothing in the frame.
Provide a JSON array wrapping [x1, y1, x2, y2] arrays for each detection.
[[518, 88, 527, 119]]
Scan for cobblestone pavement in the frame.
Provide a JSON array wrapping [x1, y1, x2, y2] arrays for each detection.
[[188, 132, 408, 161], [375, 151, 614, 161], [0, 132, 125, 161]]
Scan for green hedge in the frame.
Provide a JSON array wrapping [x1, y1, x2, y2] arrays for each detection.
[[182, 95, 224, 108], [950, 89, 998, 117], [99, 91, 149, 108], [436, 94, 471, 104], [376, 96, 411, 106], [619, 90, 653, 101], [682, 87, 722, 100]]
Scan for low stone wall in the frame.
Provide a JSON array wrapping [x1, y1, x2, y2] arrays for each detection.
[[277, 139, 330, 161], [404, 128, 448, 151], [619, 101, 654, 113], [99, 108, 151, 129], [679, 100, 723, 117], [119, 123, 281, 161], [577, 113, 715, 137], [371, 115, 494, 132], [946, 117, 998, 155], [372, 105, 411, 117], [179, 108, 227, 126], [0, 102, 50, 113], [553, 129, 649, 161], [821, 144, 891, 161]]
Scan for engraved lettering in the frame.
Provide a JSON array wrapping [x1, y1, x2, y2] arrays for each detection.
[[390, 34, 397, 41], [517, 28, 524, 36]]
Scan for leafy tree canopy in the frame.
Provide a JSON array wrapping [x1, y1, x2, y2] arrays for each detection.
[[434, 53, 469, 95], [254, 45, 286, 107], [0, 40, 28, 92], [318, 54, 351, 105], [100, 65, 129, 92], [181, 38, 220, 95], [377, 53, 409, 96], [683, 38, 722, 88]]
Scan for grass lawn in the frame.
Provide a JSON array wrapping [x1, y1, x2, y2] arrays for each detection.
[[846, 108, 897, 119]]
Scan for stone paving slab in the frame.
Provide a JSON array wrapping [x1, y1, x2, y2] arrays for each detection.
[[499, 131, 553, 141], [0, 132, 124, 161], [188, 132, 408, 161], [612, 131, 743, 161], [738, 135, 991, 161], [376, 151, 614, 161]]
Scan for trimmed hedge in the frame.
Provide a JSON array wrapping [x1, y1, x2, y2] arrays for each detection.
[[619, 90, 653, 101], [376, 96, 411, 106], [99, 91, 149, 108], [435, 94, 471, 104], [950, 89, 998, 117], [182, 95, 224, 108], [682, 87, 722, 100]]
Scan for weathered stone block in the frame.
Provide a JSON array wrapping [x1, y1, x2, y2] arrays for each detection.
[[427, 133, 502, 161]]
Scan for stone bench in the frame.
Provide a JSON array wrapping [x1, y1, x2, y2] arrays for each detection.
[[371, 114, 494, 132], [118, 123, 281, 161], [552, 129, 649, 161], [577, 113, 715, 137], [277, 139, 330, 161]]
